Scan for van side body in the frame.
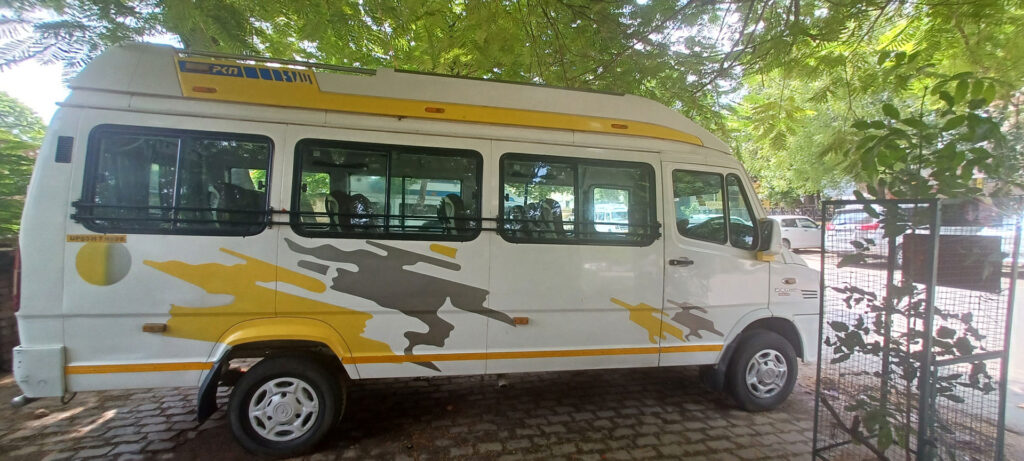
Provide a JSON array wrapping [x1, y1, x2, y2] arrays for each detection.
[[14, 43, 819, 455]]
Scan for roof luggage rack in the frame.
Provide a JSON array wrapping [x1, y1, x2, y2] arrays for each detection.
[[176, 48, 623, 95], [177, 49, 376, 76]]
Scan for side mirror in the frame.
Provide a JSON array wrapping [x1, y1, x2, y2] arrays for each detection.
[[757, 218, 782, 258]]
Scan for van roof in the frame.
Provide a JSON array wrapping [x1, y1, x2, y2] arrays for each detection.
[[68, 43, 730, 153]]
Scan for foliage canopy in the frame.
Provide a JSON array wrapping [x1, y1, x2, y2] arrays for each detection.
[[2, 1, 1023, 202], [0, 91, 44, 237]]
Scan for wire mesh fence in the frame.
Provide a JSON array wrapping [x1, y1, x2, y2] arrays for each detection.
[[813, 198, 1020, 461]]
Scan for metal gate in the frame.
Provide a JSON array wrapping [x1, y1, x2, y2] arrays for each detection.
[[812, 198, 1019, 460]]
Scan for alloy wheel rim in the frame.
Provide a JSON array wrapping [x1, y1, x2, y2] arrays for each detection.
[[745, 349, 788, 399], [248, 377, 320, 442]]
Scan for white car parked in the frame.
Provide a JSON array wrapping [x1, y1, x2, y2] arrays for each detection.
[[769, 215, 822, 250]]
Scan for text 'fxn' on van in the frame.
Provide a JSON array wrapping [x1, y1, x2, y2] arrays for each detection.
[[12, 43, 820, 457]]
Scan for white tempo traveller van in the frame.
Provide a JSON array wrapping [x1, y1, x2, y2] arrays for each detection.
[[13, 43, 820, 456]]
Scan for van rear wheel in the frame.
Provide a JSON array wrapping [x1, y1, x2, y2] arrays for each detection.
[[228, 356, 343, 457], [726, 330, 797, 411]]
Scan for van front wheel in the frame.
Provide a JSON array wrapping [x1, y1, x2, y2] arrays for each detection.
[[228, 356, 343, 457], [726, 330, 797, 411]]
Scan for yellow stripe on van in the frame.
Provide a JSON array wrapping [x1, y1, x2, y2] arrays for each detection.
[[66, 362, 214, 375], [175, 58, 703, 146], [62, 345, 722, 373], [429, 244, 458, 259], [346, 344, 722, 364]]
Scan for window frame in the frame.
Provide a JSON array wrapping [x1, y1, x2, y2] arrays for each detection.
[[671, 169, 728, 245], [289, 138, 484, 242], [78, 124, 274, 236], [498, 152, 659, 247], [724, 173, 760, 251], [671, 170, 761, 251]]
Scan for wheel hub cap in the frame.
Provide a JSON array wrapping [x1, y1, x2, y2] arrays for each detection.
[[745, 349, 788, 399], [248, 377, 320, 442]]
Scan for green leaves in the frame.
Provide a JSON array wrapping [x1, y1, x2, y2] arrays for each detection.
[[0, 91, 44, 239], [882, 103, 900, 120]]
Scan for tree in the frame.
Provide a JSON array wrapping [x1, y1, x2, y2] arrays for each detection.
[[3, 1, 1022, 200], [734, 2, 1024, 200], [0, 91, 44, 238]]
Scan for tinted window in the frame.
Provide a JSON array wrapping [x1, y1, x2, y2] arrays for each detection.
[[672, 171, 759, 250], [292, 140, 481, 240], [672, 170, 726, 244], [81, 125, 271, 235], [726, 175, 756, 250], [500, 153, 656, 245], [781, 218, 798, 228], [798, 218, 818, 229]]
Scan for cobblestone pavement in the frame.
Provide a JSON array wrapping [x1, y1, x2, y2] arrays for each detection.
[[0, 364, 820, 460], [3, 361, 1020, 460]]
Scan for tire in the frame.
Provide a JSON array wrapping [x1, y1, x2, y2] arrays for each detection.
[[228, 355, 344, 457], [782, 238, 791, 250], [726, 330, 798, 411]]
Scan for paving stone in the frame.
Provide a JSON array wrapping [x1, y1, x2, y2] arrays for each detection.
[[74, 446, 114, 458], [144, 441, 176, 452], [41, 451, 75, 461], [104, 426, 139, 437], [476, 442, 502, 452], [0, 364, 847, 460], [111, 434, 147, 443], [138, 416, 168, 425], [139, 423, 171, 433], [9, 445, 42, 456], [146, 431, 178, 441], [733, 447, 764, 459], [707, 439, 736, 450], [109, 442, 148, 455]]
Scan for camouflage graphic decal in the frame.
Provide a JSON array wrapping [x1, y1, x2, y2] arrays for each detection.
[[144, 249, 395, 359], [285, 239, 515, 370], [613, 298, 723, 343], [610, 298, 685, 344], [667, 300, 724, 340]]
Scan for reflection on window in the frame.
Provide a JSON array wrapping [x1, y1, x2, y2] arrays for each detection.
[[292, 140, 480, 240], [82, 126, 271, 235], [726, 175, 756, 250], [594, 188, 629, 233], [672, 170, 726, 243], [502, 158, 575, 239], [671, 171, 759, 250], [500, 154, 656, 245]]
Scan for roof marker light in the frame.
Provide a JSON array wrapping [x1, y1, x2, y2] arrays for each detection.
[[425, 106, 446, 114], [611, 123, 628, 129], [192, 86, 218, 93]]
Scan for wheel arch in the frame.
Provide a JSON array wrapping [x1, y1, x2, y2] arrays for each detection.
[[196, 317, 357, 423], [704, 314, 803, 391]]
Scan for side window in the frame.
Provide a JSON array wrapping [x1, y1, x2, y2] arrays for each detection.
[[798, 218, 818, 229], [500, 153, 656, 245], [672, 170, 726, 244], [291, 140, 481, 240], [725, 174, 757, 250], [501, 157, 576, 239], [781, 218, 797, 228], [81, 125, 272, 235]]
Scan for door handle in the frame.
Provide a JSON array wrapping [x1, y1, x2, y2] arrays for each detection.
[[669, 257, 694, 267]]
